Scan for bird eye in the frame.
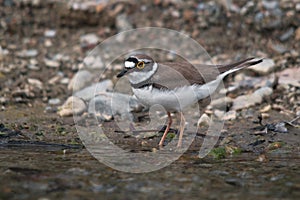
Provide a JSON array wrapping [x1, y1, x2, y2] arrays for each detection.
[[136, 61, 145, 69]]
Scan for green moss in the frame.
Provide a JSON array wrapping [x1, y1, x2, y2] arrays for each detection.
[[210, 147, 226, 159], [166, 132, 176, 139]]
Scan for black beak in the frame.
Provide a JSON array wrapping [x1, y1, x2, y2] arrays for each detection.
[[117, 69, 128, 78]]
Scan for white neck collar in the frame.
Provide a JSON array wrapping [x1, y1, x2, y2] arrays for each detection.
[[128, 62, 158, 85]]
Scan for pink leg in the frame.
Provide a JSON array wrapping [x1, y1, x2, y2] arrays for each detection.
[[159, 112, 172, 147], [177, 112, 185, 148]]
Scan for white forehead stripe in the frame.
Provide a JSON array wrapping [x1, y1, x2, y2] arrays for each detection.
[[125, 61, 135, 68]]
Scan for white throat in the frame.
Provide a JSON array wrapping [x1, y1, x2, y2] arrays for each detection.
[[128, 62, 158, 85]]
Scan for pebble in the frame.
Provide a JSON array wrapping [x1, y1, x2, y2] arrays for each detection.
[[214, 110, 225, 119], [269, 43, 288, 54], [0, 46, 9, 60], [297, 3, 300, 11], [0, 97, 7, 104], [48, 72, 64, 85], [212, 109, 236, 121], [249, 58, 275, 75], [48, 98, 61, 105], [277, 68, 300, 87], [12, 88, 34, 98], [27, 78, 43, 89], [16, 49, 38, 58], [88, 92, 143, 121], [80, 33, 99, 49], [44, 39, 53, 47], [232, 87, 273, 110], [74, 79, 113, 101], [44, 29, 56, 38], [60, 78, 70, 85], [44, 58, 60, 68], [279, 28, 294, 42], [262, 0, 279, 10], [58, 96, 86, 117], [209, 97, 233, 110], [234, 74, 276, 89], [260, 105, 271, 113], [256, 154, 267, 162], [197, 113, 211, 127], [261, 113, 270, 119], [223, 110, 237, 121], [83, 56, 105, 69], [68, 70, 94, 92], [240, 1, 254, 15], [295, 27, 300, 41]]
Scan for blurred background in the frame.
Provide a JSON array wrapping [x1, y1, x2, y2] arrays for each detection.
[[0, 0, 299, 199]]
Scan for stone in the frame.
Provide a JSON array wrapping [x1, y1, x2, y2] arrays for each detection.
[[58, 96, 86, 117], [16, 49, 38, 58], [209, 97, 233, 110], [223, 110, 237, 121], [88, 92, 144, 121], [48, 98, 61, 105], [28, 78, 43, 89], [232, 87, 273, 110], [262, 0, 279, 10], [279, 28, 294, 42], [249, 58, 275, 75], [68, 70, 94, 92], [44, 58, 60, 68], [295, 27, 300, 41], [277, 68, 300, 87], [74, 80, 113, 101], [44, 29, 56, 38], [83, 56, 104, 69], [80, 33, 99, 49], [214, 109, 225, 119], [197, 113, 211, 127], [260, 105, 271, 113], [48, 72, 64, 85]]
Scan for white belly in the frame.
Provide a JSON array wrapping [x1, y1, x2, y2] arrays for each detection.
[[132, 77, 224, 111], [132, 85, 199, 112]]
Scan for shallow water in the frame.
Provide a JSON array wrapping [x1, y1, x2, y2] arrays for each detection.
[[0, 146, 299, 200]]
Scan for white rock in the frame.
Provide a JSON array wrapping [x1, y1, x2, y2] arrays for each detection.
[[68, 70, 94, 92], [83, 56, 104, 69], [249, 58, 275, 75], [44, 29, 56, 38], [44, 58, 60, 68], [74, 80, 113, 101], [197, 113, 211, 127], [58, 96, 86, 117], [232, 87, 273, 110], [16, 49, 38, 58], [60, 78, 70, 85], [28, 78, 43, 89], [88, 92, 144, 121], [223, 110, 237, 121], [277, 68, 300, 87], [214, 109, 225, 119], [210, 97, 233, 109], [48, 98, 61, 105], [80, 33, 99, 48]]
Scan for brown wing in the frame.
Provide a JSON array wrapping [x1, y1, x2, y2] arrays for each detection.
[[150, 58, 263, 90], [150, 62, 220, 90]]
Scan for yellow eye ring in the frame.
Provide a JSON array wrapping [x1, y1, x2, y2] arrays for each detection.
[[136, 61, 145, 69]]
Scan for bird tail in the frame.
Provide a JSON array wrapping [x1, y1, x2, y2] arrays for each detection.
[[217, 57, 263, 73]]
